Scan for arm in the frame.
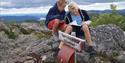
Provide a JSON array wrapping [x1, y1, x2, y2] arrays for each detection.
[[46, 8, 60, 21], [46, 7, 66, 21], [83, 20, 91, 25], [82, 10, 91, 25]]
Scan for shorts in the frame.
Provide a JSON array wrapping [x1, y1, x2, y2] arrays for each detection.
[[47, 19, 66, 30], [72, 25, 85, 38]]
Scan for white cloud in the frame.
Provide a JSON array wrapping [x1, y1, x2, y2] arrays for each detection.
[[0, 0, 125, 8], [0, 6, 52, 15], [78, 2, 125, 11], [0, 2, 125, 15], [0, 1, 14, 7], [0, 0, 56, 8]]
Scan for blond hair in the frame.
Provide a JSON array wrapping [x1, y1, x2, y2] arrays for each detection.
[[68, 2, 78, 10]]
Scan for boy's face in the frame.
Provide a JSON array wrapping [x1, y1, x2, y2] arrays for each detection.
[[58, 0, 66, 3], [58, 0, 66, 5], [69, 5, 79, 15], [58, 0, 66, 11]]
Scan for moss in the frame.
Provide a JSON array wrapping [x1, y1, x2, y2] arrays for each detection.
[[3, 29, 18, 39], [39, 20, 45, 26], [20, 27, 33, 34], [34, 31, 52, 39]]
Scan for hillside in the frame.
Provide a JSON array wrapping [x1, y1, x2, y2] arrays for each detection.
[[0, 21, 125, 63]]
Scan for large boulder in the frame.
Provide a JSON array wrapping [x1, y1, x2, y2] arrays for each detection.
[[20, 22, 48, 32], [0, 22, 8, 31], [91, 24, 125, 52], [76, 24, 125, 63]]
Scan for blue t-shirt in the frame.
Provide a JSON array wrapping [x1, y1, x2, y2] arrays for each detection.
[[71, 13, 83, 26]]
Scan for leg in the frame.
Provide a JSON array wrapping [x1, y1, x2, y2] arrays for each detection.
[[60, 24, 67, 32], [59, 25, 73, 49], [82, 24, 92, 46], [65, 25, 73, 34], [58, 21, 68, 32], [52, 19, 60, 35]]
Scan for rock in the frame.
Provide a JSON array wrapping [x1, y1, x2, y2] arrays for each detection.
[[76, 51, 91, 63], [75, 24, 125, 63], [1, 23, 125, 63], [90, 24, 125, 63], [20, 22, 48, 32], [116, 54, 125, 63], [24, 60, 34, 63], [91, 24, 125, 55], [0, 22, 7, 31]]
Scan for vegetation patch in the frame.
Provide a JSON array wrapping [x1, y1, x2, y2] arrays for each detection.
[[90, 13, 125, 31], [90, 5, 125, 31], [34, 31, 52, 39]]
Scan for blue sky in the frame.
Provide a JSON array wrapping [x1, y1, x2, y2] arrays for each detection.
[[0, 0, 125, 8], [0, 0, 125, 15]]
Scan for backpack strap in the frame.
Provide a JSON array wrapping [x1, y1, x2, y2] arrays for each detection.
[[64, 12, 71, 24], [79, 9, 84, 21]]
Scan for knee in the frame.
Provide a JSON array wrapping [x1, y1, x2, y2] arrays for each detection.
[[67, 25, 73, 30], [54, 19, 60, 24], [82, 24, 89, 32], [65, 25, 73, 33]]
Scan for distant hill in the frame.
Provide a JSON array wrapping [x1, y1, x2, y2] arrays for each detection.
[[0, 14, 45, 22], [88, 9, 125, 15], [0, 16, 38, 22], [0, 9, 125, 22]]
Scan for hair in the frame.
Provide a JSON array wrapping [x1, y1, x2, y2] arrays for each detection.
[[68, 2, 78, 9], [68, 2, 79, 12], [57, 0, 66, 4]]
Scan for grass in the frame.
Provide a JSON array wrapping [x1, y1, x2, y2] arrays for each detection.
[[3, 29, 18, 39], [90, 5, 125, 31], [90, 13, 125, 31], [34, 31, 52, 39]]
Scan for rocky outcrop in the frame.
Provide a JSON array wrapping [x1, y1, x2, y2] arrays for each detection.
[[91, 24, 125, 51], [0, 31, 59, 63], [91, 24, 125, 63], [20, 22, 48, 32], [76, 24, 125, 63], [0, 24, 125, 63], [0, 22, 8, 31]]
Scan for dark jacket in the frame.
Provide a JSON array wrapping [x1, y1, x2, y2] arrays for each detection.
[[45, 3, 66, 27], [65, 9, 90, 24], [64, 9, 90, 38]]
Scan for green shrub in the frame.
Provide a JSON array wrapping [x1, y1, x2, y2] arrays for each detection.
[[4, 29, 18, 39], [39, 21, 45, 26], [90, 4, 125, 31], [34, 31, 52, 39], [90, 13, 125, 31], [8, 31, 17, 39], [20, 27, 33, 34], [35, 32, 45, 39]]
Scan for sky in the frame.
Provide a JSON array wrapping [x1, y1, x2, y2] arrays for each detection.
[[0, 0, 125, 8], [0, 0, 125, 15]]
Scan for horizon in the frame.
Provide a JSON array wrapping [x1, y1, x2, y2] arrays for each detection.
[[0, 1, 125, 15], [0, 0, 125, 21]]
